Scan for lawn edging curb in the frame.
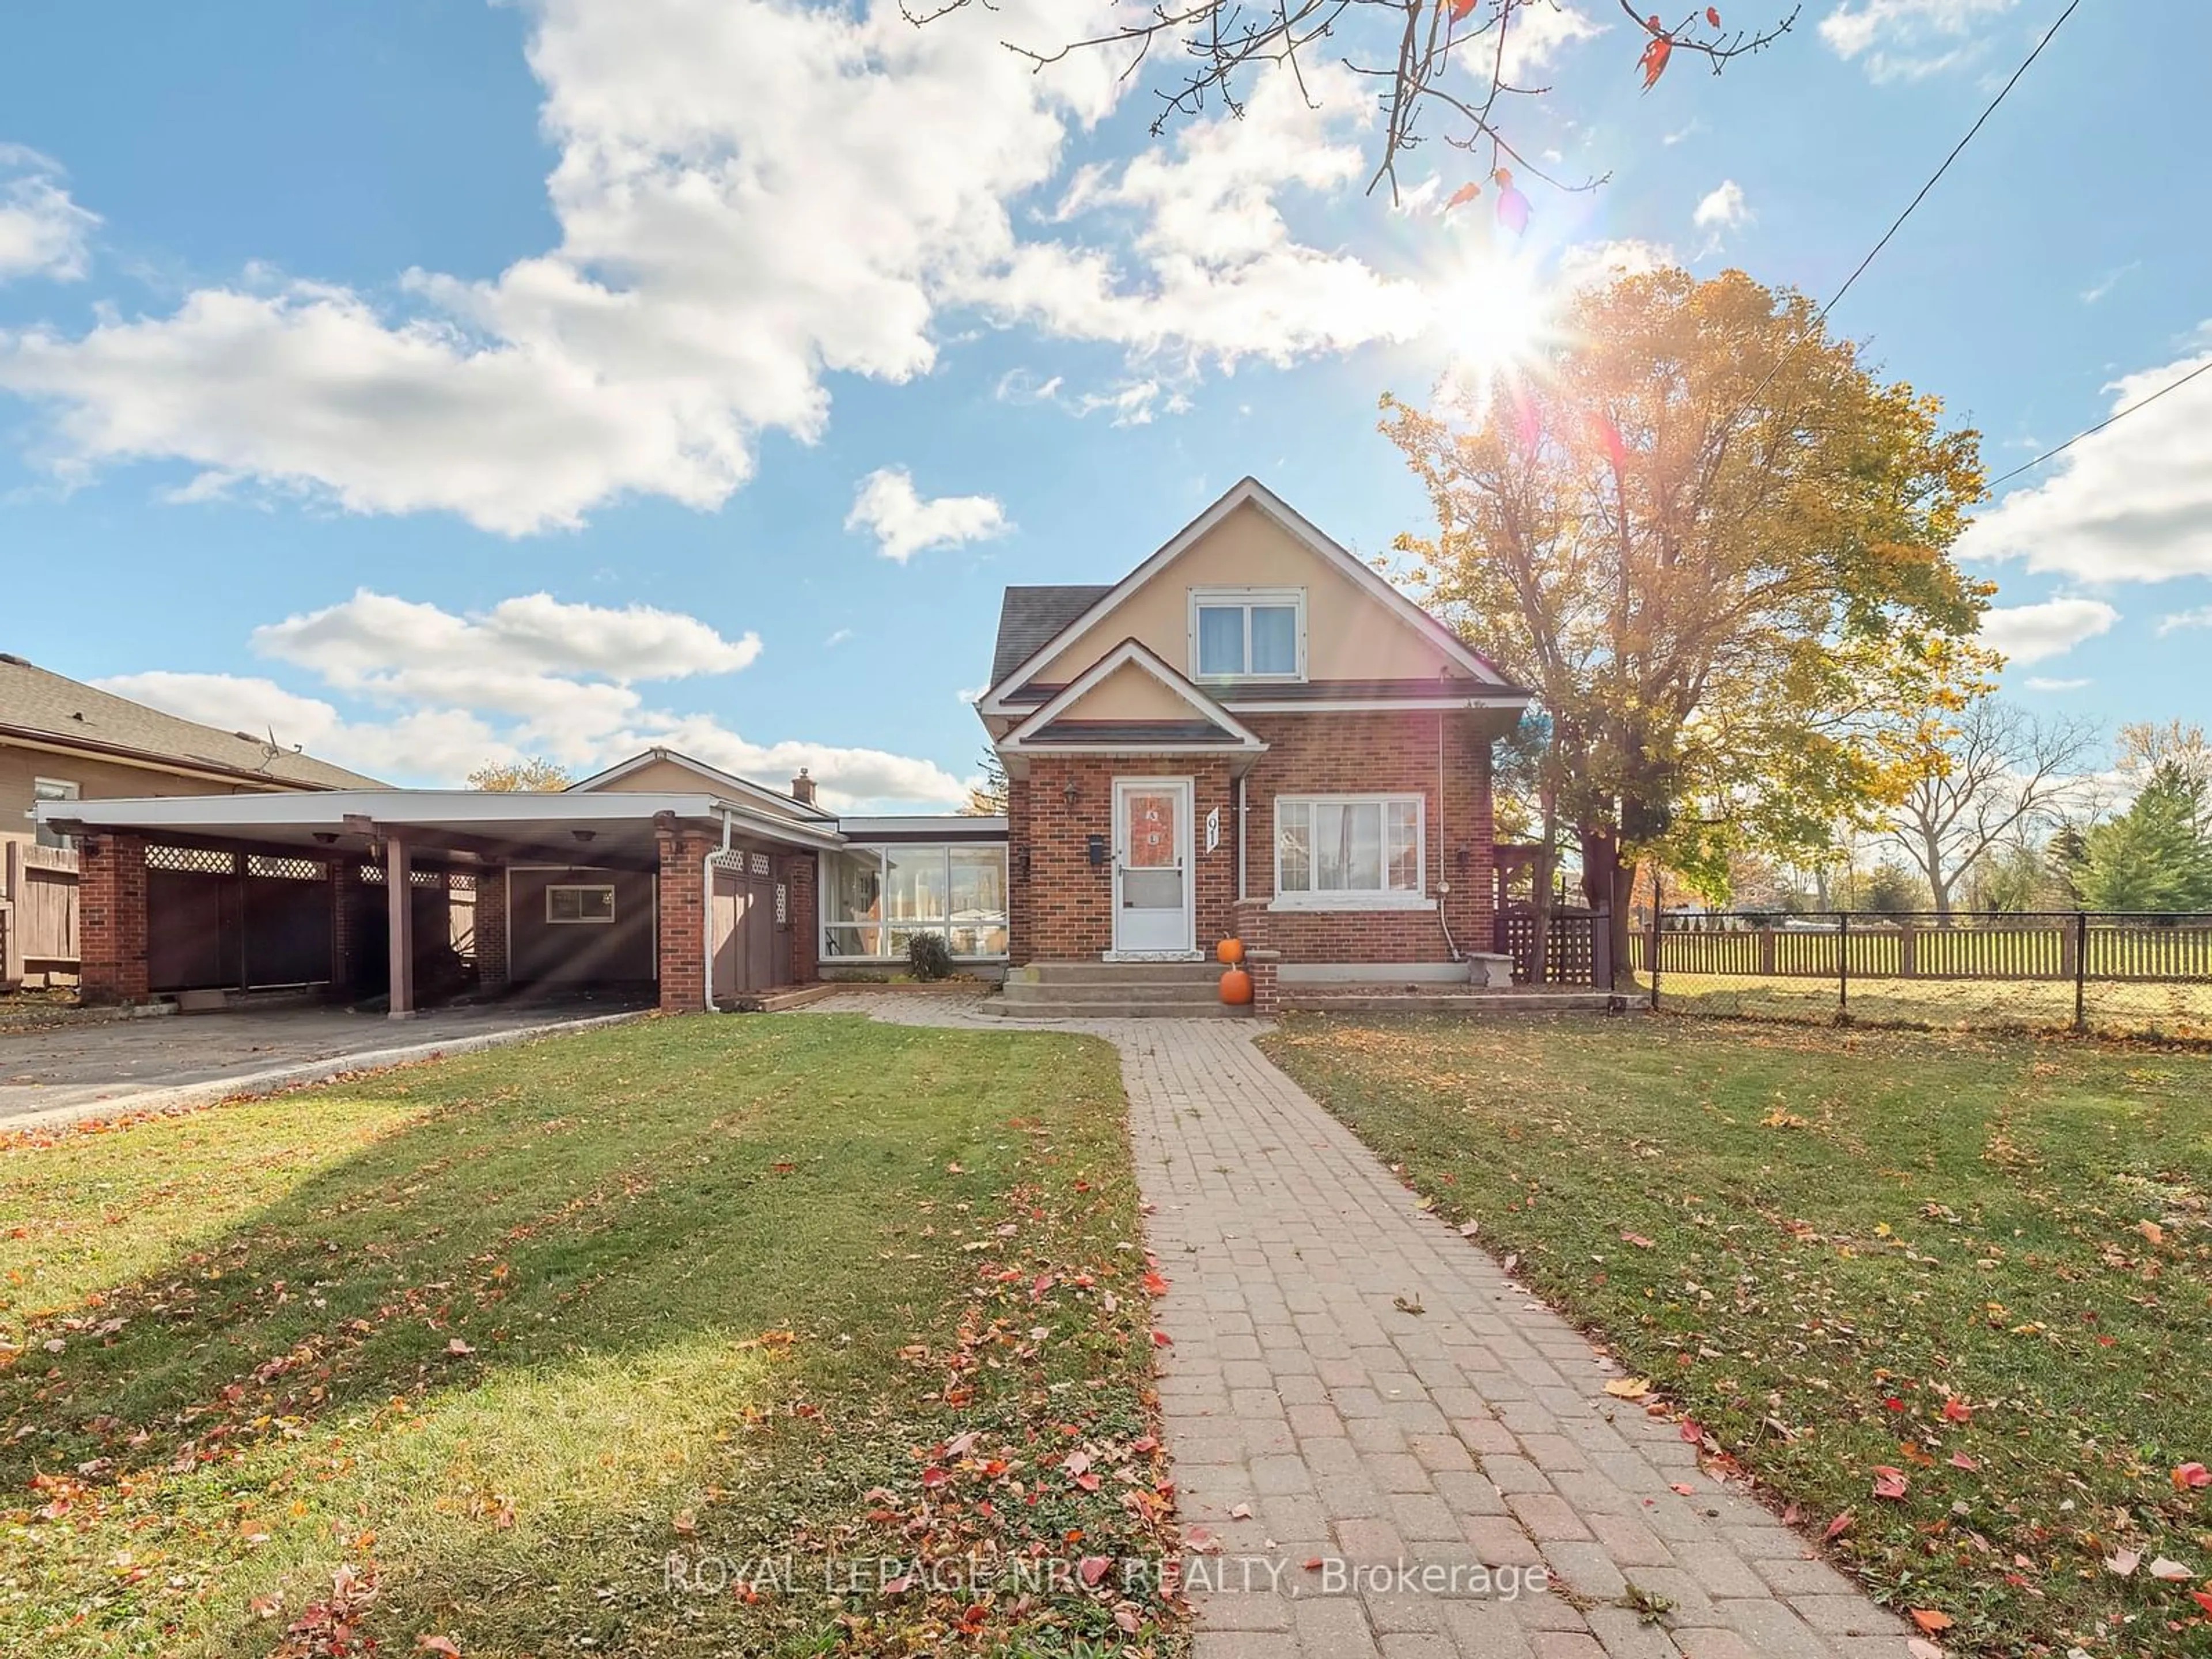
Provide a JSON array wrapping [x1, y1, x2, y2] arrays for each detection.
[[5, 1009, 656, 1135]]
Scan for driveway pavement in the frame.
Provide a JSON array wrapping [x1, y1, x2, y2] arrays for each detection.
[[0, 998, 651, 1126], [798, 991, 1918, 1658]]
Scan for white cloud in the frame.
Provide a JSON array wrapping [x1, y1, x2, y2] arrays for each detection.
[[2080, 261, 2138, 306], [1819, 0, 2017, 80], [0, 146, 98, 282], [98, 586, 968, 809], [2022, 676, 2090, 692], [1555, 238, 1678, 290], [824, 627, 854, 647], [1692, 179, 1751, 252], [844, 467, 1010, 563], [974, 61, 1427, 367], [995, 367, 1192, 426], [1978, 597, 2118, 665], [0, 3, 1417, 534], [2157, 607, 2212, 636], [95, 671, 514, 784], [1493, 2, 1605, 82], [1959, 329, 2212, 582]]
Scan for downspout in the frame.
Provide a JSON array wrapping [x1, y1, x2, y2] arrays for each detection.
[[1236, 772, 1248, 903], [1436, 713, 1463, 962], [703, 809, 732, 1013]]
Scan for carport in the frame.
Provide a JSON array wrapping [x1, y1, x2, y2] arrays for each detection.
[[48, 790, 839, 1017]]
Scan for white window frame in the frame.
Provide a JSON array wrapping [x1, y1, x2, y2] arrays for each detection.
[[1188, 586, 1306, 683], [1271, 792, 1433, 911], [31, 778, 80, 851], [819, 843, 1010, 961], [545, 883, 618, 925]]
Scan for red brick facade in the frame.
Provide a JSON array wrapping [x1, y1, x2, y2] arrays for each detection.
[[656, 828, 711, 1013], [1006, 709, 1497, 969], [785, 850, 819, 985], [78, 833, 150, 1005], [474, 868, 509, 991]]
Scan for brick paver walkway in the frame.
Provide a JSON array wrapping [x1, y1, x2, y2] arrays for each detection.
[[798, 993, 1917, 1658]]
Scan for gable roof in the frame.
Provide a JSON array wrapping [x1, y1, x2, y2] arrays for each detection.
[[565, 746, 840, 822], [978, 478, 1520, 717], [0, 652, 385, 790], [1000, 639, 1266, 757], [990, 585, 1113, 686]]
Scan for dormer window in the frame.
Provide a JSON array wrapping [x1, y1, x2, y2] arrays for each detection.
[[1190, 587, 1305, 681]]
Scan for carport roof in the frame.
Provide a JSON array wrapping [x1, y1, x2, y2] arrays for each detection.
[[44, 788, 847, 867]]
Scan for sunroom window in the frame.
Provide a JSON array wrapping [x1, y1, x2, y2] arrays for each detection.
[[1191, 589, 1303, 680], [821, 844, 1009, 959], [1275, 796, 1425, 903]]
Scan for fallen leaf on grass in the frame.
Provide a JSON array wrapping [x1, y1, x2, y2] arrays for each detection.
[[444, 1339, 474, 1357], [2148, 1556, 2194, 1581], [2193, 1589, 2212, 1616], [1872, 1466, 1910, 1501], [418, 1641, 462, 1657], [1948, 1452, 1980, 1472], [1824, 1510, 1855, 1541], [1910, 1608, 1954, 1634], [1078, 1556, 1111, 1586], [2105, 1547, 2140, 1577], [2175, 1461, 2211, 1491], [672, 1510, 696, 1535], [1620, 1231, 1656, 1249], [1604, 1377, 1652, 1400], [1679, 1419, 1702, 1444]]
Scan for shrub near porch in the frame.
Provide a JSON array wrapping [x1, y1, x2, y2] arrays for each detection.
[[1263, 1016, 2212, 1658], [0, 1017, 1181, 1658]]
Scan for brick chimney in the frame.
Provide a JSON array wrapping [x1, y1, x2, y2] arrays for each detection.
[[790, 767, 817, 806]]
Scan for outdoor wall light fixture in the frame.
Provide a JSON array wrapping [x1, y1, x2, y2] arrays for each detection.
[[312, 832, 339, 845], [571, 828, 597, 844], [1062, 778, 1081, 808]]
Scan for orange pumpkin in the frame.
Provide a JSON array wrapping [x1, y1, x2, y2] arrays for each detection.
[[1219, 966, 1253, 1006], [1215, 937, 1246, 965]]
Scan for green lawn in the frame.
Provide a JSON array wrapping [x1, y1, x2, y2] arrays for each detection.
[[1650, 971, 2212, 1040], [0, 1016, 1181, 1659], [1262, 1015, 2212, 1658]]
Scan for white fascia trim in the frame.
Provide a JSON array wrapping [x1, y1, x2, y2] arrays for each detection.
[[977, 476, 1510, 714], [1267, 895, 1439, 913], [1224, 696, 1532, 714], [1000, 638, 1265, 751], [838, 815, 1009, 836], [1003, 743, 1272, 757]]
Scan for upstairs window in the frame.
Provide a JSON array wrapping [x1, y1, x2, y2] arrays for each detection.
[[1190, 588, 1304, 680]]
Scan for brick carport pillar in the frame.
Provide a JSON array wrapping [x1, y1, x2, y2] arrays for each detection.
[[474, 869, 509, 994], [656, 818, 711, 1014], [79, 833, 151, 1006]]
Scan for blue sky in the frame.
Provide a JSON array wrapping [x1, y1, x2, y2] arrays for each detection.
[[0, 0, 2204, 807]]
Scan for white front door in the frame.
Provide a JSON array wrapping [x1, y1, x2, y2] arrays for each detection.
[[1111, 777, 1194, 957]]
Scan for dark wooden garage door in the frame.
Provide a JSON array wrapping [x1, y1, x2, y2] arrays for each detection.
[[146, 847, 334, 993]]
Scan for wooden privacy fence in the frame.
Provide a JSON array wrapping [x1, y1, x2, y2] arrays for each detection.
[[1, 842, 81, 987], [1494, 908, 1612, 987], [1630, 913, 2212, 984]]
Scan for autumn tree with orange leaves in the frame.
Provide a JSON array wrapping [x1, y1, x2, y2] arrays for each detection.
[[1383, 268, 1993, 983]]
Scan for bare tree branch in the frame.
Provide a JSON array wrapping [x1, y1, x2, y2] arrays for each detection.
[[911, 0, 1799, 204]]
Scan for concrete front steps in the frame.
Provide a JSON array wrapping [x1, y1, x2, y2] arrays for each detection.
[[980, 960, 1244, 1020]]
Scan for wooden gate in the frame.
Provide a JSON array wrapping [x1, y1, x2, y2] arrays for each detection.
[[711, 854, 787, 1003], [145, 846, 335, 993], [1, 842, 78, 986]]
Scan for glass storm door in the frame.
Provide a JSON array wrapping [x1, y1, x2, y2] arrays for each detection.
[[1112, 778, 1193, 955]]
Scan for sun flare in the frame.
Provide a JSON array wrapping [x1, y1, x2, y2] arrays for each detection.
[[1428, 253, 1566, 411]]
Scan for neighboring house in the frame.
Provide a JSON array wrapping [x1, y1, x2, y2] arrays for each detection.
[[1, 651, 381, 854], [1, 652, 381, 987], [975, 478, 1530, 1003]]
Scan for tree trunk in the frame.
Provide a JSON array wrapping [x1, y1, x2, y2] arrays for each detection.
[[1580, 824, 1637, 990]]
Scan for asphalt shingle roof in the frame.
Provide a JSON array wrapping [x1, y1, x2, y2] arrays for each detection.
[[989, 585, 1113, 688], [0, 653, 387, 790]]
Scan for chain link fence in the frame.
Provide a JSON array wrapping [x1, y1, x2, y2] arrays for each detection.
[[1632, 911, 2212, 1039]]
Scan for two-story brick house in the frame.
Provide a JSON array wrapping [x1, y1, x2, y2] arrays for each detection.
[[975, 478, 1530, 1012]]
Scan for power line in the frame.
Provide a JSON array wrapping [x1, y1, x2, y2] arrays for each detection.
[[1984, 356, 2212, 491], [1810, 0, 2082, 332], [1730, 0, 2085, 417]]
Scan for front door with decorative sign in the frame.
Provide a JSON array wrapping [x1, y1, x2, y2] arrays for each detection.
[[1111, 777, 1194, 956]]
